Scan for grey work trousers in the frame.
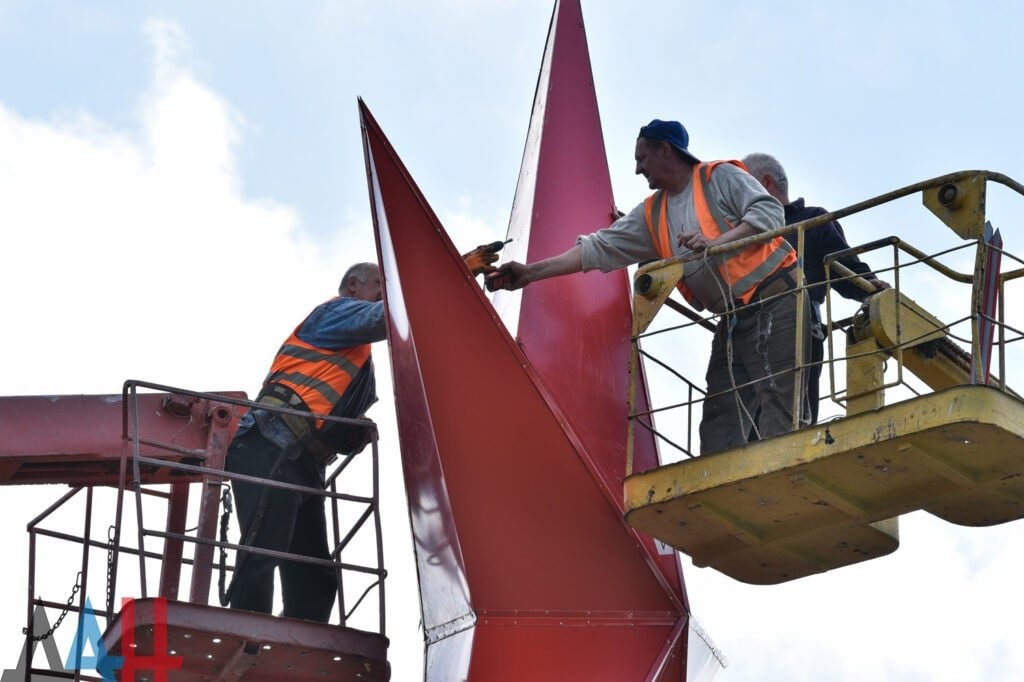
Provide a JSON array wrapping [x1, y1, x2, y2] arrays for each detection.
[[699, 289, 810, 455]]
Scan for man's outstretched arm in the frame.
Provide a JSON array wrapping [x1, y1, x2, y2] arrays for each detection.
[[486, 244, 583, 291]]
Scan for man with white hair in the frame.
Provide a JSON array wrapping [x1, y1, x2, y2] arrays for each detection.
[[743, 153, 889, 423], [224, 262, 385, 622]]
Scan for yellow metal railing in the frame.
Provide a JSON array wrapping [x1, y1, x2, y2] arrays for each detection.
[[627, 170, 1024, 476]]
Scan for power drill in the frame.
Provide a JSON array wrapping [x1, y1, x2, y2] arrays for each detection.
[[482, 238, 513, 253]]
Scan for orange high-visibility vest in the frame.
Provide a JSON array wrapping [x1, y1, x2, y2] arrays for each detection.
[[263, 305, 372, 430], [643, 160, 795, 305]]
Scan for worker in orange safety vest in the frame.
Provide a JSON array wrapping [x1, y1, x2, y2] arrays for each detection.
[[224, 262, 384, 622], [488, 119, 809, 454], [224, 244, 504, 621]]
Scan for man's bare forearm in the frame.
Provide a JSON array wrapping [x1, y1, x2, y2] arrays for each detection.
[[487, 244, 583, 291], [713, 221, 760, 247], [526, 245, 583, 282]]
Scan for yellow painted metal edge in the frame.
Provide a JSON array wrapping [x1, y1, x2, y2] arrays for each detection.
[[624, 385, 1024, 512], [632, 260, 684, 336], [922, 173, 987, 239]]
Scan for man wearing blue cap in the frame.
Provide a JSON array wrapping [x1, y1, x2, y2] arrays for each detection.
[[488, 119, 808, 454]]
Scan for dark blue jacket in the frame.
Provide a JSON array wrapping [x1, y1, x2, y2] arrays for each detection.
[[784, 198, 875, 304]]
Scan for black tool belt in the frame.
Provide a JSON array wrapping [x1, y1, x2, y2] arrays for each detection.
[[256, 383, 314, 442], [257, 384, 365, 467]]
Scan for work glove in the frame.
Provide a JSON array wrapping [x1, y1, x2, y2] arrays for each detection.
[[462, 244, 501, 275], [463, 239, 513, 277]]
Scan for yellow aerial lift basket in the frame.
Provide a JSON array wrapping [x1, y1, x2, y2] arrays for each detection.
[[623, 171, 1024, 584]]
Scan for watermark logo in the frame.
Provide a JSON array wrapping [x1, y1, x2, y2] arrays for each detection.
[[2, 597, 183, 681]]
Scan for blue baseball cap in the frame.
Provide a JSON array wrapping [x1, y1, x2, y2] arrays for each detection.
[[638, 119, 700, 164]]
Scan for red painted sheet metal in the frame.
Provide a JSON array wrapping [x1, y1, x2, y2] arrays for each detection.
[[363, 109, 475, 651], [503, 0, 687, 599], [0, 392, 245, 485], [361, 96, 683, 680], [501, 0, 689, 645], [468, 622, 682, 680], [361, 110, 481, 682]]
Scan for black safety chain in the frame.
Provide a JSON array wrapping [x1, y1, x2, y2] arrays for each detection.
[[217, 484, 233, 606], [105, 524, 117, 616], [23, 572, 82, 641]]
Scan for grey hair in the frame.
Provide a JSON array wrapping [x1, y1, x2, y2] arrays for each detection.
[[742, 152, 789, 195], [339, 262, 378, 294]]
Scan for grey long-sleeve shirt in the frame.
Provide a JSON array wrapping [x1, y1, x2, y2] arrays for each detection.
[[577, 162, 784, 272]]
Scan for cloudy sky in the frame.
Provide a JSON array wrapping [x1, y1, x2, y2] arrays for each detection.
[[3, 1, 1024, 680]]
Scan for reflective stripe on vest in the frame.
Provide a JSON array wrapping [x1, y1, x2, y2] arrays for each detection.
[[263, 318, 371, 429], [643, 160, 796, 304]]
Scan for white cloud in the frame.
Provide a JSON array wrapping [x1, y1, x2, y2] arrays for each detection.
[[0, 20, 331, 396], [0, 18, 422, 679]]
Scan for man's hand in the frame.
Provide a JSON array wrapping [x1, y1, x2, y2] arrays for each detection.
[[865, 277, 891, 293], [485, 262, 531, 291], [484, 245, 582, 291], [678, 231, 714, 252]]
